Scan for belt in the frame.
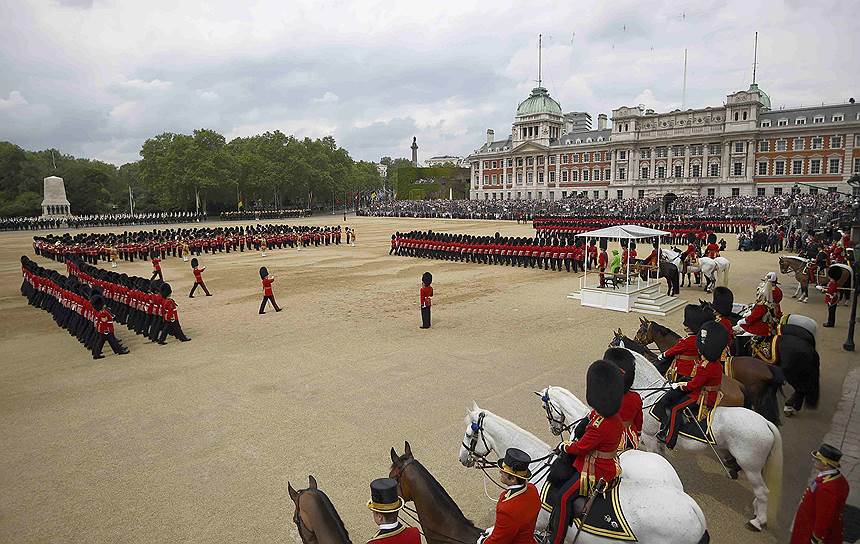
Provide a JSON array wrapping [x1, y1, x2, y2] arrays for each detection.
[[590, 450, 617, 460], [703, 386, 720, 392], [622, 420, 634, 429]]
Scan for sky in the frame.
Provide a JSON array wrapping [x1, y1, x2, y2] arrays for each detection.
[[1, 0, 858, 166]]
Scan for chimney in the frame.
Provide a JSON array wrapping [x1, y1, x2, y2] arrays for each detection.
[[487, 129, 495, 144], [597, 114, 607, 130]]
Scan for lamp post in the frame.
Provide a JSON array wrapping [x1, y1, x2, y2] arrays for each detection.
[[842, 173, 860, 351]]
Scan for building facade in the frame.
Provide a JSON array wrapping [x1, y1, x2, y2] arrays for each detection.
[[469, 84, 860, 201]]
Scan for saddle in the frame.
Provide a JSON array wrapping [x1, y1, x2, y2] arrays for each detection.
[[540, 479, 635, 542], [751, 335, 779, 364], [649, 394, 718, 446]]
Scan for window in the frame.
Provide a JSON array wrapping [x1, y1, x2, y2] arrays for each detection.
[[641, 166, 650, 179], [777, 119, 788, 126], [527, 171, 533, 183], [549, 171, 555, 183], [792, 160, 803, 175], [561, 154, 568, 164], [618, 168, 626, 180], [516, 158, 523, 167], [854, 157, 860, 173], [572, 153, 580, 163], [537, 191, 542, 199], [640, 148, 652, 159], [829, 158, 841, 174], [484, 193, 489, 200], [733, 162, 744, 176], [538, 156, 544, 165], [516, 192, 521, 199], [813, 116, 824, 124], [775, 160, 785, 175], [617, 190, 624, 200], [812, 137, 823, 150], [516, 173, 523, 184], [856, 135, 860, 147], [561, 191, 567, 198], [829, 187, 838, 194], [593, 191, 600, 199], [491, 160, 498, 168], [759, 141, 770, 152], [692, 164, 701, 177], [734, 142, 745, 153], [527, 157, 534, 166], [709, 163, 719, 177], [743, 111, 748, 120], [619, 150, 627, 160], [604, 169, 611, 180], [732, 188, 741, 197], [506, 173, 512, 183], [571, 171, 579, 181], [491, 174, 497, 183], [810, 159, 822, 174], [674, 164, 683, 177], [773, 187, 782, 196], [561, 171, 568, 182], [657, 166, 666, 178], [832, 114, 844, 122], [527, 192, 532, 200], [708, 188, 716, 197], [690, 145, 703, 156], [757, 187, 766, 197], [761, 120, 772, 127], [506, 158, 513, 167], [584, 152, 591, 162], [708, 144, 721, 156], [483, 175, 489, 183], [793, 137, 805, 151], [795, 117, 806, 125], [831, 136, 843, 148], [491, 192, 497, 200], [638, 189, 645, 199], [582, 170, 589, 181], [809, 187, 818, 195], [757, 162, 768, 175], [549, 155, 556, 164], [538, 172, 544, 183], [776, 139, 787, 152], [548, 191, 554, 200], [656, 147, 668, 158], [673, 146, 685, 157], [593, 169, 600, 180]]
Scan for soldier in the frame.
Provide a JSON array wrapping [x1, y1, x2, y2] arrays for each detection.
[[655, 305, 707, 381], [598, 240, 609, 288], [150, 251, 163, 281], [764, 272, 783, 319], [705, 233, 720, 258], [478, 448, 541, 544], [657, 320, 726, 449], [156, 283, 191, 344], [819, 267, 841, 327], [789, 443, 849, 544], [91, 295, 129, 359], [389, 234, 397, 255], [734, 279, 776, 339], [711, 286, 736, 348], [545, 360, 623, 544], [189, 257, 212, 297], [420, 272, 433, 329], [603, 347, 642, 452], [259, 266, 282, 314], [366, 478, 420, 544]]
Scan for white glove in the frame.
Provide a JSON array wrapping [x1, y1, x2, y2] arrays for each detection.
[[670, 382, 684, 390], [816, 285, 825, 292], [732, 326, 744, 335]]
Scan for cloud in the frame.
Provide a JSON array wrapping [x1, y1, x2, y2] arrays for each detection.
[[311, 91, 339, 104], [0, 90, 28, 110]]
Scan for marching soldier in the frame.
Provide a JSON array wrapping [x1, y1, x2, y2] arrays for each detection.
[[366, 478, 421, 544], [478, 448, 541, 544], [420, 272, 433, 329], [189, 257, 212, 297], [259, 266, 282, 314], [91, 295, 129, 359], [603, 347, 642, 452], [150, 251, 163, 281], [656, 321, 726, 449], [156, 283, 191, 344], [545, 359, 623, 544], [789, 444, 849, 544]]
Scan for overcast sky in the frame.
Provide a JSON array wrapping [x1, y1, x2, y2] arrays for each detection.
[[1, 0, 858, 166]]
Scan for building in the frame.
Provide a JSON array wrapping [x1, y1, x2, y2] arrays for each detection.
[[564, 111, 592, 133], [469, 83, 860, 202], [376, 163, 388, 178], [424, 155, 464, 167]]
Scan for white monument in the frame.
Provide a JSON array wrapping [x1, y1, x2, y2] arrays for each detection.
[[41, 176, 71, 217]]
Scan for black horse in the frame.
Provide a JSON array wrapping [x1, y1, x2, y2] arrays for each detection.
[[639, 260, 680, 296]]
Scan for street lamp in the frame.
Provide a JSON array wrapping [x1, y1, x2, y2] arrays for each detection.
[[842, 173, 860, 351]]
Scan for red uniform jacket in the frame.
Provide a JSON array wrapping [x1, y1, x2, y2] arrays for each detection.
[[152, 258, 161, 271], [193, 267, 204, 283], [824, 279, 839, 306], [598, 250, 608, 268], [566, 410, 622, 486], [790, 470, 849, 544], [664, 335, 699, 377], [483, 483, 541, 544], [705, 243, 720, 258], [97, 308, 114, 334], [618, 391, 643, 450], [420, 285, 433, 308], [367, 524, 421, 544], [718, 317, 734, 347], [162, 298, 178, 322], [682, 358, 722, 406], [644, 249, 658, 265], [262, 277, 274, 297], [739, 303, 772, 337]]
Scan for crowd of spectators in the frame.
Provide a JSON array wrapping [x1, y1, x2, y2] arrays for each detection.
[[1, 212, 206, 231], [219, 209, 311, 221]]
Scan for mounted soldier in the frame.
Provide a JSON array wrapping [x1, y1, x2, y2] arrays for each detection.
[[366, 478, 420, 544], [711, 286, 736, 348], [478, 448, 541, 544], [733, 278, 777, 358], [655, 304, 709, 381], [603, 347, 642, 452]]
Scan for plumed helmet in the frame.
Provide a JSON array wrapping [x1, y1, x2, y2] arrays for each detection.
[[422, 271, 432, 285], [697, 320, 729, 362], [191, 258, 199, 268], [707, 233, 717, 244], [602, 347, 635, 392], [91, 294, 105, 311], [259, 266, 269, 279], [712, 286, 734, 316], [828, 265, 842, 281], [683, 304, 708, 332], [160, 282, 172, 298], [586, 359, 623, 417]]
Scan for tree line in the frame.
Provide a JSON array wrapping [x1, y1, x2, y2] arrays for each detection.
[[0, 129, 385, 217]]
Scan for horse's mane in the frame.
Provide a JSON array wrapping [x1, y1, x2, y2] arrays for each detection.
[[465, 409, 547, 448], [617, 335, 651, 356], [782, 255, 808, 262], [651, 321, 680, 340], [308, 489, 352, 543], [401, 459, 477, 528]]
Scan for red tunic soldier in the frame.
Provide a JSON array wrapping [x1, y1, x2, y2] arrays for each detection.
[[420, 272, 433, 329], [597, 241, 609, 288], [657, 305, 708, 380], [366, 478, 421, 544], [90, 295, 129, 359], [820, 268, 840, 327], [604, 347, 642, 451], [479, 448, 541, 544], [790, 443, 850, 544], [735, 280, 775, 338], [157, 283, 191, 344], [189, 257, 212, 297], [705, 233, 720, 258], [259, 266, 282, 314], [711, 286, 736, 349], [150, 252, 163, 281]]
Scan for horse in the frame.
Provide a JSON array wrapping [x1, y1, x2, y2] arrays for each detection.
[[666, 247, 702, 288], [778, 255, 853, 304], [610, 341, 783, 532], [732, 301, 818, 342], [697, 256, 731, 293], [638, 259, 680, 296], [288, 475, 353, 544], [632, 318, 783, 425], [454, 407, 710, 543]]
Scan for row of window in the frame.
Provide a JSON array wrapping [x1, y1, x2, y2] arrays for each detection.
[[482, 168, 615, 185], [762, 113, 847, 128], [756, 157, 857, 176], [483, 190, 609, 201], [758, 135, 846, 152], [481, 185, 859, 201]]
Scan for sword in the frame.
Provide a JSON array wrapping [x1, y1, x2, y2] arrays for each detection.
[[683, 406, 733, 478], [571, 478, 607, 544]]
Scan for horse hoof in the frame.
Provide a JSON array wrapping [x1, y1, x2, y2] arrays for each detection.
[[784, 406, 796, 417], [745, 520, 765, 532]]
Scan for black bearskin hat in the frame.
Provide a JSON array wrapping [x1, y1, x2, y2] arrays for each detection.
[[603, 347, 635, 392], [586, 359, 623, 417], [422, 271, 432, 285], [599, 239, 608, 250], [712, 286, 734, 316], [683, 304, 708, 332], [707, 233, 717, 244], [160, 282, 172, 298], [828, 266, 842, 281], [697, 320, 729, 362], [151, 250, 158, 259], [259, 266, 269, 279], [91, 294, 105, 311], [687, 232, 696, 243], [191, 258, 199, 268]]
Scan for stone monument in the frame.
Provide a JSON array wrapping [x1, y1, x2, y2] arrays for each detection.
[[41, 176, 71, 217], [411, 136, 418, 167]]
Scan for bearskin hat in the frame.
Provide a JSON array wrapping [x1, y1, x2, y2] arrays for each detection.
[[191, 257, 199, 268], [707, 233, 717, 244], [422, 271, 433, 285], [683, 304, 708, 332], [630, 241, 637, 250], [160, 282, 172, 298], [91, 294, 105, 311], [586, 359, 623, 417], [602, 347, 635, 392], [599, 239, 608, 250], [828, 266, 843, 281], [151, 250, 158, 259], [697, 320, 729, 362], [687, 232, 697, 243], [712, 287, 734, 316], [259, 266, 269, 279]]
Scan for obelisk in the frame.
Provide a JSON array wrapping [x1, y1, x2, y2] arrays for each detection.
[[411, 137, 418, 167]]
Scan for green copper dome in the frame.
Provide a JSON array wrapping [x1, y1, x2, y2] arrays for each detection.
[[748, 83, 771, 110], [516, 87, 562, 117]]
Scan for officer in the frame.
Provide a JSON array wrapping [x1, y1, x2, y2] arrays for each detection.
[[259, 266, 282, 314], [420, 272, 433, 329], [478, 448, 541, 544], [366, 478, 420, 544], [789, 444, 849, 544], [819, 267, 842, 327], [603, 347, 642, 452], [655, 305, 707, 381]]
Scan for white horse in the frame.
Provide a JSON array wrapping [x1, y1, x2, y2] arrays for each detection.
[[622, 347, 782, 531], [698, 256, 731, 292], [663, 248, 701, 288], [536, 386, 683, 489], [458, 405, 710, 544], [733, 302, 818, 339]]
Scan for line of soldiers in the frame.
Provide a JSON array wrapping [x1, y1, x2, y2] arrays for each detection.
[[1, 212, 207, 231], [20, 256, 129, 359], [220, 209, 311, 220], [32, 224, 346, 264], [533, 217, 749, 244]]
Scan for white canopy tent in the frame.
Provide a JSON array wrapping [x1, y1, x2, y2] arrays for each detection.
[[575, 224, 670, 294]]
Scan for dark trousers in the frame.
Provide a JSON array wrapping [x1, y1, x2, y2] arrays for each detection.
[[158, 320, 189, 343], [548, 474, 581, 544], [657, 389, 696, 449], [825, 304, 837, 326], [189, 282, 211, 297], [260, 295, 281, 313], [150, 269, 163, 281], [92, 332, 126, 358], [421, 306, 431, 328]]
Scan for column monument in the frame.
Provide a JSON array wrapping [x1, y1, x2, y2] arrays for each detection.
[[411, 137, 418, 166]]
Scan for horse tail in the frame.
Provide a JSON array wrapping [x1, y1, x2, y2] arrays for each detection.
[[763, 420, 783, 524], [697, 530, 711, 544], [806, 349, 820, 409], [721, 260, 730, 287], [757, 366, 784, 426]]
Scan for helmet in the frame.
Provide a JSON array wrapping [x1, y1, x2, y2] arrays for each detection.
[[586, 359, 623, 417], [697, 321, 729, 362]]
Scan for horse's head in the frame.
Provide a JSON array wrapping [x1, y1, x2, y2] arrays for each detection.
[[535, 387, 567, 436], [634, 317, 653, 345], [388, 442, 417, 503], [288, 476, 320, 544], [778, 256, 789, 274], [458, 404, 496, 467], [609, 329, 624, 348]]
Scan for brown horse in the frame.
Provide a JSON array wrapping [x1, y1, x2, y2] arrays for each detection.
[[389, 442, 483, 544], [779, 255, 853, 303], [288, 475, 352, 544]]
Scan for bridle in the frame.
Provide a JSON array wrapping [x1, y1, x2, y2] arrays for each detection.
[[461, 412, 495, 469], [537, 391, 575, 436], [633, 320, 652, 345], [292, 489, 315, 544]]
